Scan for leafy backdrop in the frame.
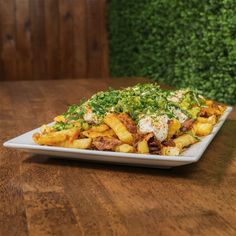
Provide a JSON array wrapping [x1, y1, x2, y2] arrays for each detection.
[[108, 0, 236, 105]]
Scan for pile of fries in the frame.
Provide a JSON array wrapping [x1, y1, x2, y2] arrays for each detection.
[[33, 84, 226, 156]]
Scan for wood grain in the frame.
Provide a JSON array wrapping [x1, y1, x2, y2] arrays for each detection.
[[86, 0, 104, 78], [0, 0, 108, 80], [0, 78, 236, 236], [73, 0, 87, 78], [0, 0, 18, 80], [44, 0, 60, 80], [15, 0, 33, 81], [58, 0, 75, 79]]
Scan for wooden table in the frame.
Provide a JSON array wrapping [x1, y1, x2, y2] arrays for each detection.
[[1, 78, 236, 236]]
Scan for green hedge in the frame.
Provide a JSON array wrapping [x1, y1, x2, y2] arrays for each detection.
[[108, 0, 236, 105]]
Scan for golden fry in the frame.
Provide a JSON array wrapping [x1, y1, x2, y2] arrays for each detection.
[[197, 115, 216, 125], [205, 100, 213, 106], [201, 103, 226, 117], [33, 132, 67, 145], [115, 144, 134, 153], [40, 124, 54, 134], [58, 138, 92, 149], [167, 118, 181, 139], [192, 122, 213, 136], [90, 124, 109, 132], [33, 128, 80, 146], [137, 140, 149, 154], [218, 105, 226, 114], [82, 129, 115, 138], [104, 114, 133, 144], [71, 138, 92, 149], [161, 146, 181, 156], [174, 134, 198, 149]]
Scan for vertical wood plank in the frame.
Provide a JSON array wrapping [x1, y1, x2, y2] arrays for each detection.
[[0, 0, 17, 80], [44, 0, 60, 79], [29, 0, 46, 80], [0, 0, 109, 81], [15, 0, 33, 80], [58, 0, 75, 79], [73, 0, 87, 78], [86, 0, 103, 78], [100, 0, 109, 79], [0, 2, 3, 79]]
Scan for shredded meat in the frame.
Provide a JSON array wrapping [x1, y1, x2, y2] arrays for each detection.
[[132, 133, 143, 147], [117, 113, 137, 134], [181, 119, 195, 131], [162, 139, 175, 147], [149, 146, 160, 152], [150, 150, 162, 155], [148, 137, 161, 147], [148, 137, 161, 153], [168, 119, 173, 125], [199, 108, 208, 117], [92, 136, 122, 151]]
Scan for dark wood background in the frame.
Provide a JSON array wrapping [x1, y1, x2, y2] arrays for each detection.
[[0, 0, 109, 81]]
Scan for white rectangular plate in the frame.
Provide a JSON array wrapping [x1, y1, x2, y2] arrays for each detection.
[[4, 107, 232, 168]]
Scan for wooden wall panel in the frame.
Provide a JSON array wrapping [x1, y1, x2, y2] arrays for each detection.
[[15, 0, 32, 80], [0, 0, 108, 81], [30, 0, 46, 80], [59, 0, 76, 79], [44, 0, 60, 79], [0, 0, 18, 80], [87, 0, 102, 78], [100, 0, 109, 78], [73, 0, 87, 78], [0, 2, 3, 78], [86, 0, 108, 78]]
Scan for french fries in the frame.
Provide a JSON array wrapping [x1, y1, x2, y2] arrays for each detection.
[[104, 113, 133, 144], [197, 115, 217, 125], [33, 128, 80, 146], [137, 140, 149, 154], [57, 138, 92, 149], [200, 103, 224, 117], [192, 122, 213, 136], [71, 138, 92, 149], [161, 146, 181, 156], [33, 132, 67, 146], [32, 84, 227, 156], [174, 134, 198, 149], [82, 129, 115, 138], [115, 144, 134, 153], [167, 118, 181, 139], [90, 124, 109, 132]]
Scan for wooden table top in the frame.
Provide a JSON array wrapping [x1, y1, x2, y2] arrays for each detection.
[[1, 78, 236, 236]]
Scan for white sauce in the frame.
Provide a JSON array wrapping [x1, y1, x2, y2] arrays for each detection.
[[172, 108, 188, 123], [83, 107, 98, 123], [138, 117, 153, 134], [138, 115, 169, 142], [167, 90, 184, 103]]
